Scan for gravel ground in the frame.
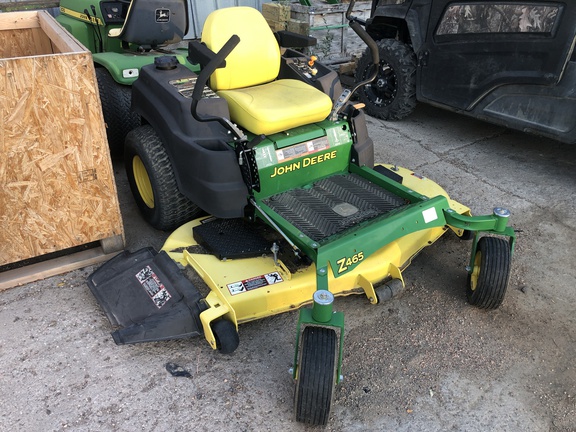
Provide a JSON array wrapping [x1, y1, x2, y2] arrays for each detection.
[[1, 104, 575, 431]]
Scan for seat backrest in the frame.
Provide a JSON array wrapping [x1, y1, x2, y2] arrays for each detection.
[[201, 7, 281, 91], [108, 0, 187, 48]]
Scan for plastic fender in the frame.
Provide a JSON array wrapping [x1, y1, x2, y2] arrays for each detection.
[[93, 52, 192, 85], [368, 3, 426, 52]]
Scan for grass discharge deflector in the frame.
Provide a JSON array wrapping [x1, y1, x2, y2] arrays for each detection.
[[88, 1, 515, 425]]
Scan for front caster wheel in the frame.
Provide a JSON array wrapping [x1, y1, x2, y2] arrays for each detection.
[[294, 326, 337, 425], [467, 237, 511, 309]]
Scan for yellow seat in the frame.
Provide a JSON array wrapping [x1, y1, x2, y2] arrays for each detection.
[[201, 7, 332, 135]]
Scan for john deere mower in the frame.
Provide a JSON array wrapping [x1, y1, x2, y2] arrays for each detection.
[[88, 1, 515, 425], [56, 0, 199, 153]]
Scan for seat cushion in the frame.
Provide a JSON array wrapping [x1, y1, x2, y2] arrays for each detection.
[[202, 7, 281, 90], [217, 79, 333, 135]]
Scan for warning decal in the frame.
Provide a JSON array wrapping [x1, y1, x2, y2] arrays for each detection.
[[276, 137, 329, 163], [227, 272, 283, 296], [135, 265, 172, 308]]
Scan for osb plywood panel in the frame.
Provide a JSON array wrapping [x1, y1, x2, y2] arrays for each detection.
[[0, 27, 54, 58], [0, 51, 124, 265]]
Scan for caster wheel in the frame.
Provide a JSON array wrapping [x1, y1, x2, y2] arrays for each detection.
[[294, 326, 337, 425], [211, 319, 239, 354], [467, 237, 511, 309]]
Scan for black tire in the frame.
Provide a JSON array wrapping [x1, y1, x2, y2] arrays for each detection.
[[211, 319, 239, 354], [459, 229, 475, 241], [467, 237, 511, 309], [95, 67, 141, 156], [294, 326, 337, 426], [124, 125, 203, 231], [355, 39, 417, 120]]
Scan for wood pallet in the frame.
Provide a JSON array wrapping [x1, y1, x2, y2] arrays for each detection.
[[0, 236, 123, 291]]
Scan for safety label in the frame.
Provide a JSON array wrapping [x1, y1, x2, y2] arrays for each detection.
[[227, 272, 283, 295], [276, 137, 329, 162], [135, 265, 172, 308]]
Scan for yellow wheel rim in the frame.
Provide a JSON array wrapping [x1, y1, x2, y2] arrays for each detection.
[[469, 251, 482, 291], [133, 156, 154, 209]]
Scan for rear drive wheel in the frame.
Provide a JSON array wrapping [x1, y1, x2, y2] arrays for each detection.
[[467, 237, 511, 309], [294, 326, 337, 425], [355, 39, 417, 120], [211, 319, 240, 354], [95, 68, 141, 156], [124, 125, 202, 231]]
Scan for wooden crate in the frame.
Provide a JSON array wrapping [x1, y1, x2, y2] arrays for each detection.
[[0, 11, 124, 273]]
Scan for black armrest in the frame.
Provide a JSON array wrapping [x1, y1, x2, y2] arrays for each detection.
[[187, 40, 226, 69], [275, 31, 317, 48]]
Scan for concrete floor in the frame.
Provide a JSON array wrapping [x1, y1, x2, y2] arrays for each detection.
[[1, 104, 575, 431]]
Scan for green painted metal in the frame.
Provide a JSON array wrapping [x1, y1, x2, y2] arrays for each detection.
[[255, 159, 516, 294], [316, 196, 451, 276], [56, 0, 199, 85], [267, 123, 327, 149], [293, 308, 345, 384], [350, 164, 430, 201], [312, 290, 334, 323], [443, 207, 512, 234], [253, 121, 353, 198], [93, 52, 193, 85]]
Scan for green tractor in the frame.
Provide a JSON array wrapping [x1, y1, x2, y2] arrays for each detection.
[[88, 0, 516, 425], [56, 0, 199, 153]]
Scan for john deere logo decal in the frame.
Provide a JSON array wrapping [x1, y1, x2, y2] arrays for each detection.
[[156, 8, 170, 23]]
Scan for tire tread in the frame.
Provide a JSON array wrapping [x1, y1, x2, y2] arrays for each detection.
[[355, 39, 417, 120], [125, 125, 202, 230], [467, 237, 511, 309], [295, 326, 337, 425]]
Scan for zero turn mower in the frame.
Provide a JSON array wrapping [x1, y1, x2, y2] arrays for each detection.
[[88, 1, 515, 425]]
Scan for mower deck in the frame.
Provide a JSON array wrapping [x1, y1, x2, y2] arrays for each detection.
[[161, 164, 473, 349]]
